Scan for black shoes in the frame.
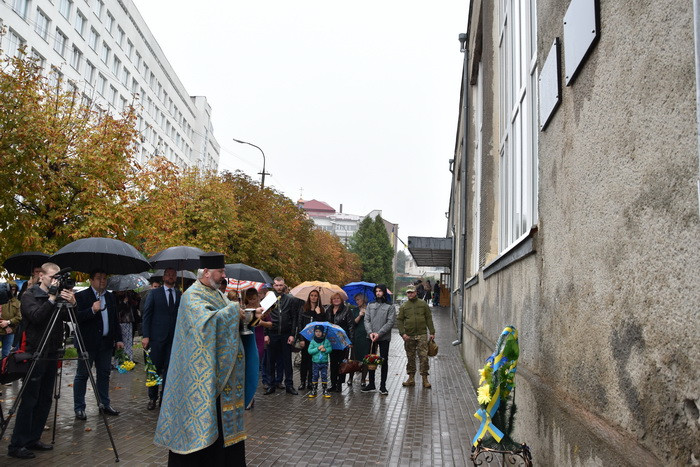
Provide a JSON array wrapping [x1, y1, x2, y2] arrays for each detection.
[[297, 383, 307, 391], [285, 387, 298, 395], [75, 410, 87, 420], [100, 406, 120, 416], [8, 447, 36, 459], [361, 384, 376, 393], [379, 387, 389, 395], [147, 399, 157, 410], [27, 441, 53, 451], [264, 386, 276, 395]]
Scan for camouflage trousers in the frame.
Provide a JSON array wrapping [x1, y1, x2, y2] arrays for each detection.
[[404, 334, 429, 376]]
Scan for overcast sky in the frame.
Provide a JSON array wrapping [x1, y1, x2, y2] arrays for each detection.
[[132, 0, 467, 248]]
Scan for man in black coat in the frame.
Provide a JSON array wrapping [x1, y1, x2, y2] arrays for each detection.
[[263, 277, 302, 395], [141, 267, 181, 410], [73, 269, 123, 420]]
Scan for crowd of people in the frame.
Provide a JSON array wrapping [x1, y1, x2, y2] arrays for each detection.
[[1, 255, 439, 464]]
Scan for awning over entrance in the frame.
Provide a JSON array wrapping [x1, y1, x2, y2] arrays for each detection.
[[407, 236, 452, 268]]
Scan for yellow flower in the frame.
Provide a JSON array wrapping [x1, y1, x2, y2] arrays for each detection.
[[478, 365, 492, 384], [477, 384, 491, 405]]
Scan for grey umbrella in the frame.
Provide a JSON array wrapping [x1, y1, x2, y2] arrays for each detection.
[[50, 237, 150, 275]]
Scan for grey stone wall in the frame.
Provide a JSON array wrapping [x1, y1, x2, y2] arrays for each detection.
[[457, 0, 700, 464]]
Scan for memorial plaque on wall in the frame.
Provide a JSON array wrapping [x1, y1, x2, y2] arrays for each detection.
[[563, 0, 600, 85], [539, 38, 561, 130]]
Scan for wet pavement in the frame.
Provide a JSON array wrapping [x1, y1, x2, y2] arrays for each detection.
[[1, 307, 482, 466]]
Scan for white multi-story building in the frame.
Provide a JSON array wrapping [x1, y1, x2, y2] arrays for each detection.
[[0, 0, 219, 171]]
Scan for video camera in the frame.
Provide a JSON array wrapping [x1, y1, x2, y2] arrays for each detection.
[[47, 267, 76, 297]]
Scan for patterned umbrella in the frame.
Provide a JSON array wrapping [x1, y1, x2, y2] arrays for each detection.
[[107, 273, 150, 291], [225, 279, 265, 293], [300, 321, 352, 350]]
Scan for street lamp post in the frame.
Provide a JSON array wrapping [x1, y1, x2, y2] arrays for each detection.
[[232, 138, 270, 188]]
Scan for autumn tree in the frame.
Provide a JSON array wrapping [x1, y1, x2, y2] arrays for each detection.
[[350, 215, 395, 286], [0, 53, 139, 262]]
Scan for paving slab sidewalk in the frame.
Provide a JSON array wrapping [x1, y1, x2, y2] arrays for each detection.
[[1, 306, 482, 466]]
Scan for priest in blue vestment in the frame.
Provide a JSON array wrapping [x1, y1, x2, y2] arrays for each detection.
[[154, 252, 258, 466]]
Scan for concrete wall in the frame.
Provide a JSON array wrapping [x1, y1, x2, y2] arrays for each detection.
[[453, 0, 700, 464]]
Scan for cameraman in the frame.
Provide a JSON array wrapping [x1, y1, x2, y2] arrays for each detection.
[[8, 263, 76, 459]]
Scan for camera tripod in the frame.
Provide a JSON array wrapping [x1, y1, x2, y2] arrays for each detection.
[[0, 301, 120, 462]]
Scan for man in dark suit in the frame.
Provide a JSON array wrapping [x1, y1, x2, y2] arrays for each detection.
[[73, 269, 123, 420], [141, 267, 181, 410]]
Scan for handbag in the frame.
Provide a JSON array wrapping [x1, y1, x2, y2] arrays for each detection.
[[427, 338, 438, 357], [339, 359, 362, 375], [0, 350, 33, 384]]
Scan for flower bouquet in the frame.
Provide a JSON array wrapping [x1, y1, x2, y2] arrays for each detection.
[[144, 349, 162, 387], [114, 348, 135, 373], [362, 353, 384, 371]]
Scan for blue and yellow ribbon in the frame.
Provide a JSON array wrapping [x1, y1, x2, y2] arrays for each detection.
[[471, 326, 518, 446]]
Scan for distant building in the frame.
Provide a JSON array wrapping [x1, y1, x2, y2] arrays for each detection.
[[298, 200, 398, 252], [0, 0, 220, 171]]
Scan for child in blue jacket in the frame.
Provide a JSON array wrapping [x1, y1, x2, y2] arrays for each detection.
[[307, 325, 332, 398]]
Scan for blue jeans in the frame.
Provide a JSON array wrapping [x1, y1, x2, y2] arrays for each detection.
[[311, 361, 328, 384], [1, 333, 15, 358], [73, 339, 113, 411]]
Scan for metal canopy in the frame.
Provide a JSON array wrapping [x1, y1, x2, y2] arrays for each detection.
[[407, 236, 452, 268]]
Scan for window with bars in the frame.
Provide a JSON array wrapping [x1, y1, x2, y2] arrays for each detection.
[[498, 0, 539, 252]]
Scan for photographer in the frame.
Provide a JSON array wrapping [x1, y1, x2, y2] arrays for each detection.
[[8, 263, 76, 459]]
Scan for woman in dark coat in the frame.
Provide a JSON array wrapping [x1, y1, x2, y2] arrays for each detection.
[[349, 293, 370, 388], [325, 292, 354, 393], [296, 290, 326, 391]]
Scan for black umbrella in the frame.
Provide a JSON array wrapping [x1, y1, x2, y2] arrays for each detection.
[[50, 237, 151, 275], [107, 273, 150, 291], [224, 263, 273, 284], [149, 246, 205, 271], [2, 252, 50, 276]]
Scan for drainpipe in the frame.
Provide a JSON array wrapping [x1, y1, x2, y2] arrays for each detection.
[[694, 0, 700, 217], [453, 33, 469, 347]]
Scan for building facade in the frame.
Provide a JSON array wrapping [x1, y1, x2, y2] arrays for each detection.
[[0, 0, 219, 171], [447, 0, 699, 465]]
